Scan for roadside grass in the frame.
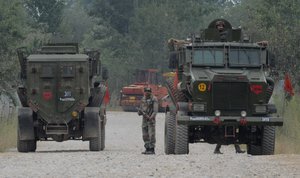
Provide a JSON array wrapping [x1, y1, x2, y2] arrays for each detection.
[[274, 94, 300, 154], [0, 118, 17, 152]]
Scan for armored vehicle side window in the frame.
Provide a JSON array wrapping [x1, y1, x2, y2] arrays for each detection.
[[192, 48, 224, 66], [229, 48, 261, 67], [41, 66, 54, 78], [62, 66, 75, 78]]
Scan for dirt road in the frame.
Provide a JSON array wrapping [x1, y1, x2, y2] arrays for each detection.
[[0, 111, 299, 177]]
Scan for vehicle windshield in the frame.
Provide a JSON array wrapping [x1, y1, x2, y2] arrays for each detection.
[[192, 48, 224, 66], [229, 48, 261, 67]]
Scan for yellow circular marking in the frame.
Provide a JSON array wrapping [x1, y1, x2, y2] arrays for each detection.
[[71, 111, 78, 118], [198, 83, 207, 92]]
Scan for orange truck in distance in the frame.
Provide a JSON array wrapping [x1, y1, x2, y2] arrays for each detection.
[[119, 69, 168, 112]]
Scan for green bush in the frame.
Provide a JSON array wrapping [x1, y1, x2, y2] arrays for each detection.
[[274, 94, 300, 154]]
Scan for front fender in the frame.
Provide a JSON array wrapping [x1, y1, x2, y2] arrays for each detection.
[[83, 107, 100, 139]]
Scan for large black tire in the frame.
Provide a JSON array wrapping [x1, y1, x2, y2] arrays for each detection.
[[17, 129, 36, 153], [89, 115, 103, 151], [100, 121, 105, 151], [165, 78, 188, 155], [262, 126, 275, 155], [247, 144, 262, 155], [164, 111, 176, 154], [247, 126, 275, 155], [165, 79, 187, 104], [175, 123, 189, 154], [17, 108, 36, 153], [28, 140, 37, 152]]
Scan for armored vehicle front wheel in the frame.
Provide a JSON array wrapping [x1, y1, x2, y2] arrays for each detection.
[[17, 108, 36, 153], [164, 111, 176, 154], [261, 126, 275, 155], [174, 123, 189, 154], [247, 144, 261, 155], [100, 119, 105, 150], [89, 115, 104, 151], [247, 126, 275, 155], [17, 129, 36, 152]]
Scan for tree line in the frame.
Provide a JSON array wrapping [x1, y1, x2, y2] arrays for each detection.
[[0, 0, 299, 104]]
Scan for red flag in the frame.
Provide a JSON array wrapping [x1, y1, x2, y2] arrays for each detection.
[[104, 82, 110, 105], [173, 68, 178, 89], [284, 73, 294, 96]]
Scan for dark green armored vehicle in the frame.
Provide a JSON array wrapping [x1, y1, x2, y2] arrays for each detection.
[[164, 19, 283, 155], [17, 43, 109, 152]]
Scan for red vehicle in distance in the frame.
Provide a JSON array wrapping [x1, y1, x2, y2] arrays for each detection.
[[119, 69, 168, 112]]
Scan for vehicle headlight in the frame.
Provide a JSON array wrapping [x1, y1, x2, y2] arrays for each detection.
[[241, 111, 247, 117], [214, 110, 221, 117]]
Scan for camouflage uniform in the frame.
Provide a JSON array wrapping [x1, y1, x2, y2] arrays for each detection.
[[140, 94, 158, 153]]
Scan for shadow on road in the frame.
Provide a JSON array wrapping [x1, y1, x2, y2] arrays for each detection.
[[36, 149, 89, 153]]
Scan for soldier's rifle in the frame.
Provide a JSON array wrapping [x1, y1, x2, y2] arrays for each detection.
[[136, 107, 151, 120]]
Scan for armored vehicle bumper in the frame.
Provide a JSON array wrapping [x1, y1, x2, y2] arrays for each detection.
[[177, 115, 283, 126]]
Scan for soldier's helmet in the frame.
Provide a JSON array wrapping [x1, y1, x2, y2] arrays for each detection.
[[144, 87, 152, 93], [216, 20, 225, 27]]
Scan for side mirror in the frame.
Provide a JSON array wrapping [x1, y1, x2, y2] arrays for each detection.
[[102, 66, 109, 81], [169, 51, 178, 69], [267, 51, 276, 68], [97, 61, 102, 75], [17, 47, 28, 79]]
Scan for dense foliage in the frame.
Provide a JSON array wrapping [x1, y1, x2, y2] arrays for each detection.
[[0, 0, 27, 103], [1, 0, 300, 98]]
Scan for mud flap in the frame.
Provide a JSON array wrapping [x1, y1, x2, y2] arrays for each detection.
[[83, 107, 100, 139], [18, 107, 34, 140]]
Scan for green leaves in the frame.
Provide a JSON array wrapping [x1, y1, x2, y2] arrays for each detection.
[[24, 0, 66, 33], [1, 0, 299, 102], [0, 0, 26, 53]]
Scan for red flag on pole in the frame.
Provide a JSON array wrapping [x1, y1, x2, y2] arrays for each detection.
[[173, 68, 178, 89], [284, 73, 294, 96], [104, 82, 110, 105]]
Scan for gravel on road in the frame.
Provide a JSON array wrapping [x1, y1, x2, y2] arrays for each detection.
[[0, 111, 299, 178]]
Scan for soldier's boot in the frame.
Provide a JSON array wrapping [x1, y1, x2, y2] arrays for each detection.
[[146, 148, 155, 155], [234, 144, 245, 154], [142, 148, 150, 154], [214, 144, 223, 154]]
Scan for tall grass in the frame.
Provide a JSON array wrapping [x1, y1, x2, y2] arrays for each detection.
[[274, 93, 300, 154], [0, 114, 17, 152]]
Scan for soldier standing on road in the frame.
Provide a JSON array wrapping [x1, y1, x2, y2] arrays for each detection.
[[138, 87, 158, 155]]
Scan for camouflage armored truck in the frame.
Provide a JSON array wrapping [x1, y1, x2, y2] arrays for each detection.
[[164, 19, 283, 155], [16, 43, 109, 152]]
